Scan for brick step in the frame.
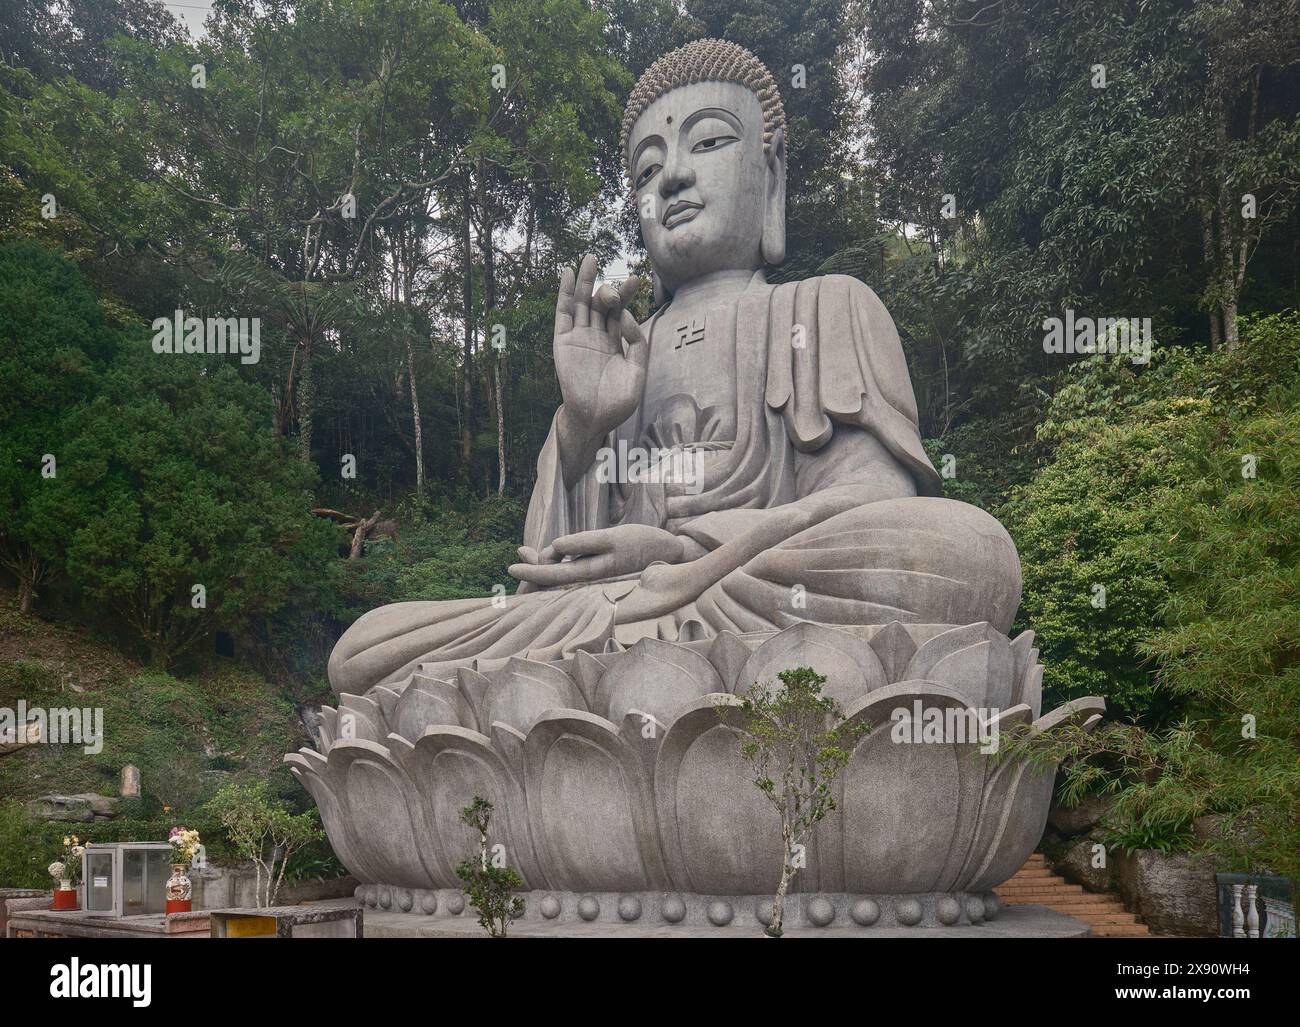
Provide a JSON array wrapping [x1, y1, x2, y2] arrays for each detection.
[[1090, 924, 1152, 937], [1074, 913, 1141, 925], [1002, 856, 1149, 936], [1001, 894, 1130, 909], [997, 882, 1084, 895]]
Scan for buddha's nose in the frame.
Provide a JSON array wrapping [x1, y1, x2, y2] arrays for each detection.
[[659, 150, 695, 198]]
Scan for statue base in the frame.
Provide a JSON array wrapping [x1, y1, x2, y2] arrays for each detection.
[[354, 893, 1090, 938], [357, 884, 1004, 929], [289, 621, 1107, 904]]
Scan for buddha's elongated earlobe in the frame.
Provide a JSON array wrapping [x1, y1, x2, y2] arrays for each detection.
[[653, 270, 667, 305], [761, 127, 787, 265]]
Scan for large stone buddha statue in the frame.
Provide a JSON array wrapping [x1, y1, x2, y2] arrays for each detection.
[[296, 40, 1105, 933], [328, 39, 1021, 696]]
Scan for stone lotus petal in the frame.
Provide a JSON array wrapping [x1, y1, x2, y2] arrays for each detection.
[[285, 749, 378, 882], [900, 622, 1015, 710], [655, 695, 783, 895], [288, 621, 1105, 928], [390, 673, 474, 742], [595, 636, 724, 724], [390, 726, 545, 890], [457, 657, 586, 734], [735, 621, 886, 704], [963, 698, 1106, 892], [336, 694, 385, 745], [523, 709, 670, 893], [827, 682, 991, 893], [316, 707, 338, 751], [297, 740, 440, 890]]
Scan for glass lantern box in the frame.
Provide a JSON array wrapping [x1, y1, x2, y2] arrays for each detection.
[[81, 843, 174, 917]]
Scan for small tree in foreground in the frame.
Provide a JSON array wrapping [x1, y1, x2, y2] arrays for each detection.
[[721, 666, 866, 937], [205, 782, 324, 907], [455, 797, 524, 937]]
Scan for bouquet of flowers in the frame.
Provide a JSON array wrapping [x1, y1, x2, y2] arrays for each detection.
[[168, 826, 201, 867], [49, 835, 85, 887]]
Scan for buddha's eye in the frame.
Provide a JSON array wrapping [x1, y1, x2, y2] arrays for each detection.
[[692, 134, 737, 153], [636, 163, 661, 189]]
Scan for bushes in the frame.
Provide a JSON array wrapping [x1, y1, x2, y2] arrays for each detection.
[[1137, 338, 1300, 879], [204, 781, 324, 907], [50, 339, 343, 667], [1003, 312, 1300, 878], [1000, 315, 1300, 724], [0, 800, 65, 888], [0, 656, 304, 810], [340, 493, 525, 615], [0, 239, 119, 612], [0, 244, 344, 666]]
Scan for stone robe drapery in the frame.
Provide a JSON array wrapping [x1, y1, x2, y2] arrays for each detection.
[[327, 273, 1021, 696]]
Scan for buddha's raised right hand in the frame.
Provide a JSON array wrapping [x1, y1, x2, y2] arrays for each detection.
[[553, 255, 646, 484]]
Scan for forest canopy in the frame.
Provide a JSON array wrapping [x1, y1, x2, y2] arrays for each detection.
[[1, 0, 1297, 881]]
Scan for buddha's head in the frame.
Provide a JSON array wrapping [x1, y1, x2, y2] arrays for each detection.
[[622, 39, 786, 298]]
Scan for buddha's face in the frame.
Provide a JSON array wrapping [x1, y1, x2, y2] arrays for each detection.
[[628, 81, 782, 295]]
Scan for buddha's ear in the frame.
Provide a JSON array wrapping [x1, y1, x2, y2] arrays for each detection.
[[761, 127, 787, 266], [653, 270, 667, 305]]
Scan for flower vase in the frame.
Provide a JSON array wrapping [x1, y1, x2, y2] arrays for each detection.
[[165, 863, 193, 914], [52, 879, 78, 911]]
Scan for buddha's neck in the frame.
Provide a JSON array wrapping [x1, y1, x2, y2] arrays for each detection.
[[666, 268, 758, 308]]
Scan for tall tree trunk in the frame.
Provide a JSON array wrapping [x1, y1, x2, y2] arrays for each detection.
[[477, 162, 506, 495], [394, 229, 425, 495], [405, 333, 425, 495], [494, 362, 506, 495], [460, 171, 475, 473], [297, 337, 314, 463], [1199, 197, 1223, 349], [1215, 195, 1244, 351]]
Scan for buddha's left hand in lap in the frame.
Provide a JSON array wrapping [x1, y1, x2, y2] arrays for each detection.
[[509, 523, 689, 589]]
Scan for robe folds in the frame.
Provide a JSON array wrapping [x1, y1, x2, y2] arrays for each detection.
[[328, 272, 1021, 696]]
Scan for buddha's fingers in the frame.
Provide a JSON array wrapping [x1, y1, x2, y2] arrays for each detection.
[[591, 283, 622, 314], [591, 282, 622, 339], [554, 266, 576, 339], [573, 253, 598, 328], [548, 529, 619, 558], [617, 274, 640, 305], [620, 310, 648, 369], [508, 554, 614, 588]]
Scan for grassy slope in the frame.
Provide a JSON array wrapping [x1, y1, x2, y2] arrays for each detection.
[[0, 587, 311, 808], [0, 584, 329, 883]]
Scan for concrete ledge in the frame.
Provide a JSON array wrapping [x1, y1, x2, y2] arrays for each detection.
[[358, 903, 1089, 938], [6, 908, 209, 938]]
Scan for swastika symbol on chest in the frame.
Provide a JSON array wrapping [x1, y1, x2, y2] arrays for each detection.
[[673, 317, 706, 350]]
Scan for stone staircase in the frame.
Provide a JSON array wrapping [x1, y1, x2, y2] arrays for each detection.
[[994, 854, 1151, 937]]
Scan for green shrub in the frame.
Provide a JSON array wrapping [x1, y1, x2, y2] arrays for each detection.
[[1000, 315, 1300, 724], [0, 800, 65, 888], [341, 494, 526, 614], [1000, 312, 1300, 877]]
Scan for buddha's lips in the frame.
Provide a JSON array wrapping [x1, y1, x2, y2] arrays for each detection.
[[662, 200, 702, 228]]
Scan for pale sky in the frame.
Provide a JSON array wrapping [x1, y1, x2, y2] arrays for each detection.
[[163, 2, 215, 37], [158, 0, 633, 280]]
